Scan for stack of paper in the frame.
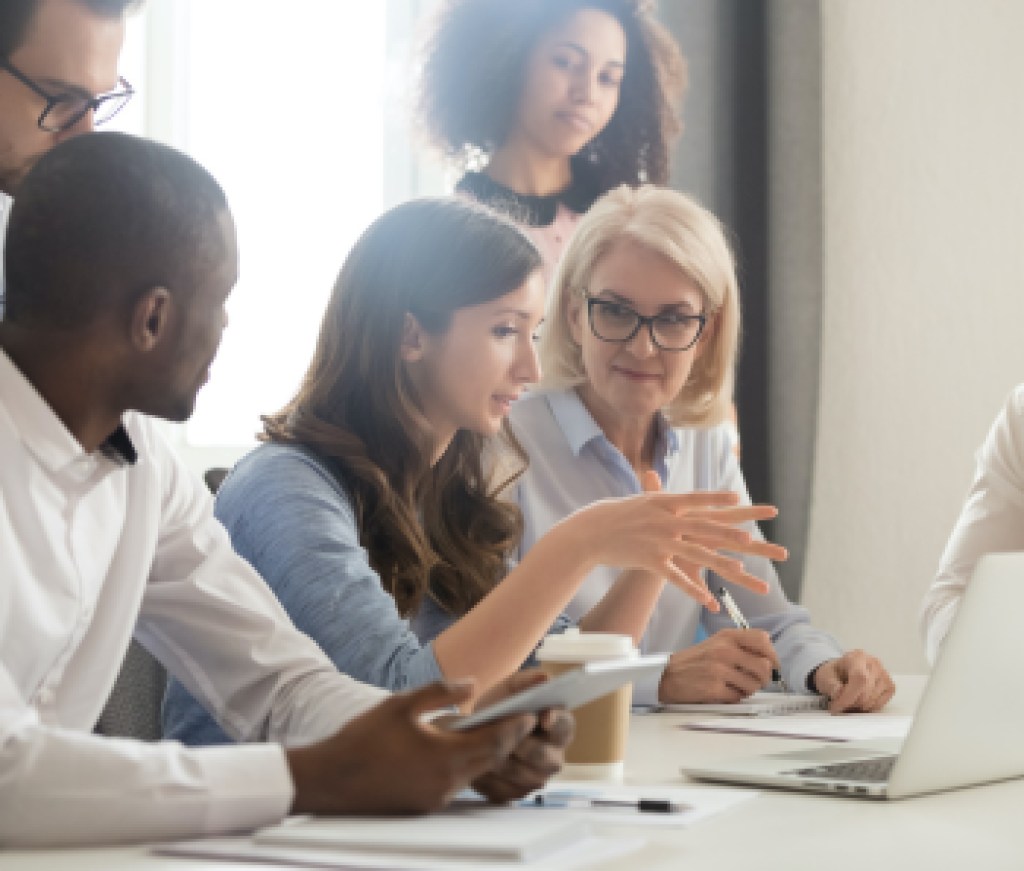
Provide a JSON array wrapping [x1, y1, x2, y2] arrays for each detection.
[[254, 811, 588, 862], [659, 691, 828, 716]]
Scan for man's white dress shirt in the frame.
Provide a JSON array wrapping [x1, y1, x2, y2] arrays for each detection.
[[0, 348, 386, 847], [921, 385, 1024, 664]]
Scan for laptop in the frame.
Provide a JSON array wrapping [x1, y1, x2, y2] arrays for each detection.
[[682, 552, 1024, 799]]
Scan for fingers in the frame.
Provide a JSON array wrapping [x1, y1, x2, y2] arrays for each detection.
[[667, 546, 770, 597], [652, 490, 741, 510], [666, 518, 789, 564], [862, 679, 895, 713], [743, 540, 790, 562], [706, 561, 771, 596], [723, 628, 778, 662], [474, 770, 537, 805], [473, 670, 547, 712], [713, 632, 775, 687], [664, 636, 773, 702], [682, 504, 779, 525], [536, 708, 575, 748], [507, 734, 566, 783], [818, 652, 894, 714], [640, 469, 662, 493], [720, 663, 765, 698], [447, 712, 538, 773], [662, 560, 717, 609], [398, 679, 476, 718], [474, 724, 569, 803], [475, 709, 574, 802], [829, 652, 896, 714]]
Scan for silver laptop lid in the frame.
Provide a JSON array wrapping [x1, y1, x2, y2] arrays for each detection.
[[887, 551, 1024, 797], [682, 552, 1024, 799]]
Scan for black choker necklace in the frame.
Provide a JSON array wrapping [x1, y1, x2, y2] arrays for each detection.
[[456, 171, 601, 227]]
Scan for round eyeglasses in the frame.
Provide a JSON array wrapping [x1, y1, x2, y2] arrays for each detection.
[[0, 58, 134, 133], [585, 294, 707, 352]]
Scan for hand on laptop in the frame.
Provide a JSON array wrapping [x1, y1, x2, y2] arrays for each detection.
[[657, 628, 782, 703], [812, 650, 895, 713], [467, 670, 575, 803], [286, 680, 536, 816]]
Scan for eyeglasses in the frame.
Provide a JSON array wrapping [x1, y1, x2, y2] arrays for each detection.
[[0, 58, 134, 133], [585, 294, 707, 352]]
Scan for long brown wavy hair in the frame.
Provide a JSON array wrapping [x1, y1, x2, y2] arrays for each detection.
[[263, 198, 543, 618], [416, 0, 687, 188]]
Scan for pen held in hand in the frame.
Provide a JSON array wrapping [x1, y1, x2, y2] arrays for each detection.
[[715, 586, 789, 692]]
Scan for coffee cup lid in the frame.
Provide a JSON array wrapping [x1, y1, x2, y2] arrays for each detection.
[[535, 628, 638, 662]]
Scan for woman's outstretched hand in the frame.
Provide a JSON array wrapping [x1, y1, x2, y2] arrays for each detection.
[[564, 470, 787, 611]]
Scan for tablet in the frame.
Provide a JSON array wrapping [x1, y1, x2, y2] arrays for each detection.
[[450, 654, 668, 731]]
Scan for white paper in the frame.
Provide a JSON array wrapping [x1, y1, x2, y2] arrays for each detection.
[[682, 712, 912, 742], [155, 834, 645, 869], [255, 811, 587, 862], [658, 691, 828, 716]]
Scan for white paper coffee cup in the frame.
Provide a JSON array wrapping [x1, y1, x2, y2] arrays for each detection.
[[535, 629, 637, 780]]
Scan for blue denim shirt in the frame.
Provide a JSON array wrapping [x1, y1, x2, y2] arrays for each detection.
[[162, 442, 446, 745]]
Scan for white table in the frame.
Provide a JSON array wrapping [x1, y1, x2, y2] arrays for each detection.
[[5, 677, 1023, 870]]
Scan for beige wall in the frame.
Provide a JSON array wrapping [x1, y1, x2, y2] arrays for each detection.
[[801, 0, 1024, 672]]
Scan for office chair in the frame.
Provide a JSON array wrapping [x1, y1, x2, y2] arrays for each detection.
[[204, 467, 229, 494], [94, 640, 166, 741]]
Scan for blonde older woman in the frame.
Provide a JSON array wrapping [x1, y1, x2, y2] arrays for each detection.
[[510, 184, 894, 713]]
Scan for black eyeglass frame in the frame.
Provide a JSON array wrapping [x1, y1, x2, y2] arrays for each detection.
[[585, 294, 708, 352], [0, 58, 134, 133]]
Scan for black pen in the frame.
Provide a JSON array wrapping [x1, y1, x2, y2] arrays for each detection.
[[528, 793, 687, 814], [715, 586, 789, 691]]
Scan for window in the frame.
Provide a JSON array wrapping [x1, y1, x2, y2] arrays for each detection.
[[121, 0, 442, 468]]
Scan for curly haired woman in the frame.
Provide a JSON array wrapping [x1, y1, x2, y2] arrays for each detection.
[[416, 0, 686, 285]]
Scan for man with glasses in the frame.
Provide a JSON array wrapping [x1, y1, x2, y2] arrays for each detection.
[[0, 0, 137, 303]]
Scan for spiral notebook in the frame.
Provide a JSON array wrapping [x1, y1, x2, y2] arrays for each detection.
[[658, 691, 827, 717]]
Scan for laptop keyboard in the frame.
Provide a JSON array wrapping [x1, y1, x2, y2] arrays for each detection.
[[789, 755, 897, 783]]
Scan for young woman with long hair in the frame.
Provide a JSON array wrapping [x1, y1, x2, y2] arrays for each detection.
[[163, 196, 783, 744]]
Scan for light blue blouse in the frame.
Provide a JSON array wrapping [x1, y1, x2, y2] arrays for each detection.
[[162, 442, 446, 745], [506, 388, 843, 704]]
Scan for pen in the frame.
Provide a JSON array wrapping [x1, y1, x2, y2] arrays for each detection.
[[528, 793, 687, 814], [715, 586, 789, 692]]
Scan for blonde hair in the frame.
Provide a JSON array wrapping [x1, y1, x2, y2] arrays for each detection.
[[538, 184, 740, 427]]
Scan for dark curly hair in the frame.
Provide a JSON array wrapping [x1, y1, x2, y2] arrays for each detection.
[[262, 198, 542, 618], [416, 0, 686, 189]]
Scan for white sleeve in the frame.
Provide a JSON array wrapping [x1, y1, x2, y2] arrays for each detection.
[[0, 422, 387, 848], [0, 661, 293, 847], [921, 387, 1024, 664]]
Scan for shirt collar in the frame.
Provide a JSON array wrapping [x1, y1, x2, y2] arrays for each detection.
[[546, 387, 680, 465], [546, 388, 606, 456], [0, 346, 137, 472]]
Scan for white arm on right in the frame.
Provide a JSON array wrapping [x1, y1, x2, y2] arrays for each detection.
[[921, 386, 1024, 664]]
